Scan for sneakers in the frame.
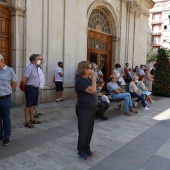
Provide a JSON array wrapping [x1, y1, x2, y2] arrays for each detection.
[[150, 100, 156, 103], [3, 139, 10, 146], [145, 101, 150, 105], [56, 98, 64, 102], [124, 112, 131, 116], [143, 107, 150, 111]]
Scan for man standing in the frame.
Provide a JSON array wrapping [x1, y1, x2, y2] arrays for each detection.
[[0, 54, 17, 146], [138, 64, 145, 76], [21, 54, 41, 128], [55, 61, 64, 102], [34, 54, 45, 118]]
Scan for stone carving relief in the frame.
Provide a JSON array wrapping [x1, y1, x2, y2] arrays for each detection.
[[9, 0, 25, 16]]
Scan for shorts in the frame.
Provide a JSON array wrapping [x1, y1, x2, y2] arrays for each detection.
[[24, 85, 38, 107], [55, 81, 63, 92]]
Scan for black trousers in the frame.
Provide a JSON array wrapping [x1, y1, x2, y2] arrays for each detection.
[[96, 102, 110, 118], [76, 103, 96, 154]]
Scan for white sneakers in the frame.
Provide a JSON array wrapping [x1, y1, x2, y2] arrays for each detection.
[[150, 100, 156, 103], [143, 107, 150, 111]]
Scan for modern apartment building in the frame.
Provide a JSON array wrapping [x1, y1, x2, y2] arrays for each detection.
[[149, 0, 170, 50]]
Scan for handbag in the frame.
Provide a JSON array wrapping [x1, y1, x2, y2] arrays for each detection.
[[19, 81, 24, 92]]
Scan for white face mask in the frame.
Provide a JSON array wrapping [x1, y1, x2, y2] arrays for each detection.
[[37, 60, 41, 65], [136, 80, 138, 83]]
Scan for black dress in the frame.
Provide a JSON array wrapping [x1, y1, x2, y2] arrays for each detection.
[[75, 77, 97, 155]]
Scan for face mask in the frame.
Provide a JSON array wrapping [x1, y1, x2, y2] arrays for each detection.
[[136, 80, 138, 83], [37, 60, 41, 65]]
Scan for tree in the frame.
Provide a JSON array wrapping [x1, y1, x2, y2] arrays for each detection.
[[153, 48, 170, 97], [146, 48, 157, 63]]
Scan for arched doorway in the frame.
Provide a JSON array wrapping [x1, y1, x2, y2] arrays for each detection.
[[0, 0, 11, 66], [87, 8, 112, 81]]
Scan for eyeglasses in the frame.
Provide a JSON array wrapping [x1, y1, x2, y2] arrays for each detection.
[[88, 68, 92, 70]]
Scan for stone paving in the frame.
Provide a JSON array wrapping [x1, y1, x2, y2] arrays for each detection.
[[0, 96, 170, 170]]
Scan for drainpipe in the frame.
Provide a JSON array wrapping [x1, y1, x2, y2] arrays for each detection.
[[46, 0, 49, 84], [63, 0, 66, 79], [132, 12, 136, 69], [119, 0, 123, 63]]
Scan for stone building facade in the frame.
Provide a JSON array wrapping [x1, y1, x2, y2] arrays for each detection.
[[0, 0, 154, 104]]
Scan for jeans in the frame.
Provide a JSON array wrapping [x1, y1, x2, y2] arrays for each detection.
[[0, 95, 11, 140], [111, 93, 132, 112], [130, 92, 146, 107]]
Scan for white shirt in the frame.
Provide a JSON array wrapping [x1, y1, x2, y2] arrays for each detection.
[[55, 67, 63, 82], [38, 67, 45, 88], [129, 82, 137, 92], [113, 69, 120, 81]]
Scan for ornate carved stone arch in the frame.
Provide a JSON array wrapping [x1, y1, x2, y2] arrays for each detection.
[[87, 0, 120, 39]]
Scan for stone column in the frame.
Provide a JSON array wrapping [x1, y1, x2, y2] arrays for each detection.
[[9, 0, 26, 104]]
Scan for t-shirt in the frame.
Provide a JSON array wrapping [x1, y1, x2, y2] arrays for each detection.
[[75, 77, 97, 107], [0, 65, 17, 96], [55, 67, 63, 82], [129, 82, 137, 92], [38, 67, 45, 88], [138, 69, 145, 75], [107, 82, 121, 96]]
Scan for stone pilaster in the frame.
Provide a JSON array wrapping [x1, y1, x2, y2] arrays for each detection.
[[9, 0, 26, 104]]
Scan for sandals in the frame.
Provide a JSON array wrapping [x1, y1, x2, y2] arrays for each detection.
[[25, 122, 35, 128], [87, 150, 95, 157], [77, 153, 91, 160], [30, 119, 42, 124], [130, 107, 138, 113]]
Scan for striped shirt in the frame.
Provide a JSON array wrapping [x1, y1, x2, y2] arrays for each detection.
[[24, 63, 40, 87], [0, 65, 17, 97]]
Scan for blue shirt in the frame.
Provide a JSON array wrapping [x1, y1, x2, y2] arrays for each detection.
[[24, 63, 40, 87], [107, 82, 121, 97], [0, 65, 17, 96]]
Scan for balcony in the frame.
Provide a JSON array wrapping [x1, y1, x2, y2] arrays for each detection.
[[151, 31, 163, 35], [151, 42, 161, 46], [151, 20, 163, 24], [150, 6, 170, 13]]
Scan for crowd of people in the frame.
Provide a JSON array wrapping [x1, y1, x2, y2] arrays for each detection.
[[0, 54, 156, 163]]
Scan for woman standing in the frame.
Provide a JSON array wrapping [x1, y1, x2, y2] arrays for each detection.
[[144, 65, 154, 92], [113, 63, 124, 85], [75, 61, 98, 160]]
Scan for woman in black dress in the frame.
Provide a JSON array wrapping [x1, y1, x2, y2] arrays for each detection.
[[75, 61, 97, 160]]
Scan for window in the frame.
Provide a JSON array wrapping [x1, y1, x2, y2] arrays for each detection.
[[88, 9, 111, 34], [154, 14, 159, 22], [88, 38, 107, 50], [164, 25, 167, 29], [157, 3, 161, 9], [154, 25, 159, 32]]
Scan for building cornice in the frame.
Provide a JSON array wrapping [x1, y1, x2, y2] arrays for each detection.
[[142, 0, 155, 9]]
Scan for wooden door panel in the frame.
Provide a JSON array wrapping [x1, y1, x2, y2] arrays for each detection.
[[0, 4, 10, 65], [0, 18, 8, 36]]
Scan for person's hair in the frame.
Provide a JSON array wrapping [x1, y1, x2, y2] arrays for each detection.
[[145, 64, 152, 71], [0, 54, 3, 59], [135, 66, 138, 69], [140, 64, 144, 69], [133, 68, 136, 73], [77, 61, 90, 76], [125, 63, 129, 66], [115, 63, 120, 69], [29, 54, 39, 62], [138, 75, 145, 81], [108, 75, 114, 82], [132, 75, 138, 81]]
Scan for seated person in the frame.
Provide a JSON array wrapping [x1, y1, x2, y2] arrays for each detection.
[[107, 75, 138, 116], [96, 83, 110, 120], [137, 75, 155, 104], [129, 76, 150, 111]]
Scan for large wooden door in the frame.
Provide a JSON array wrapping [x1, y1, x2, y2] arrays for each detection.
[[87, 30, 112, 82], [0, 3, 10, 65]]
